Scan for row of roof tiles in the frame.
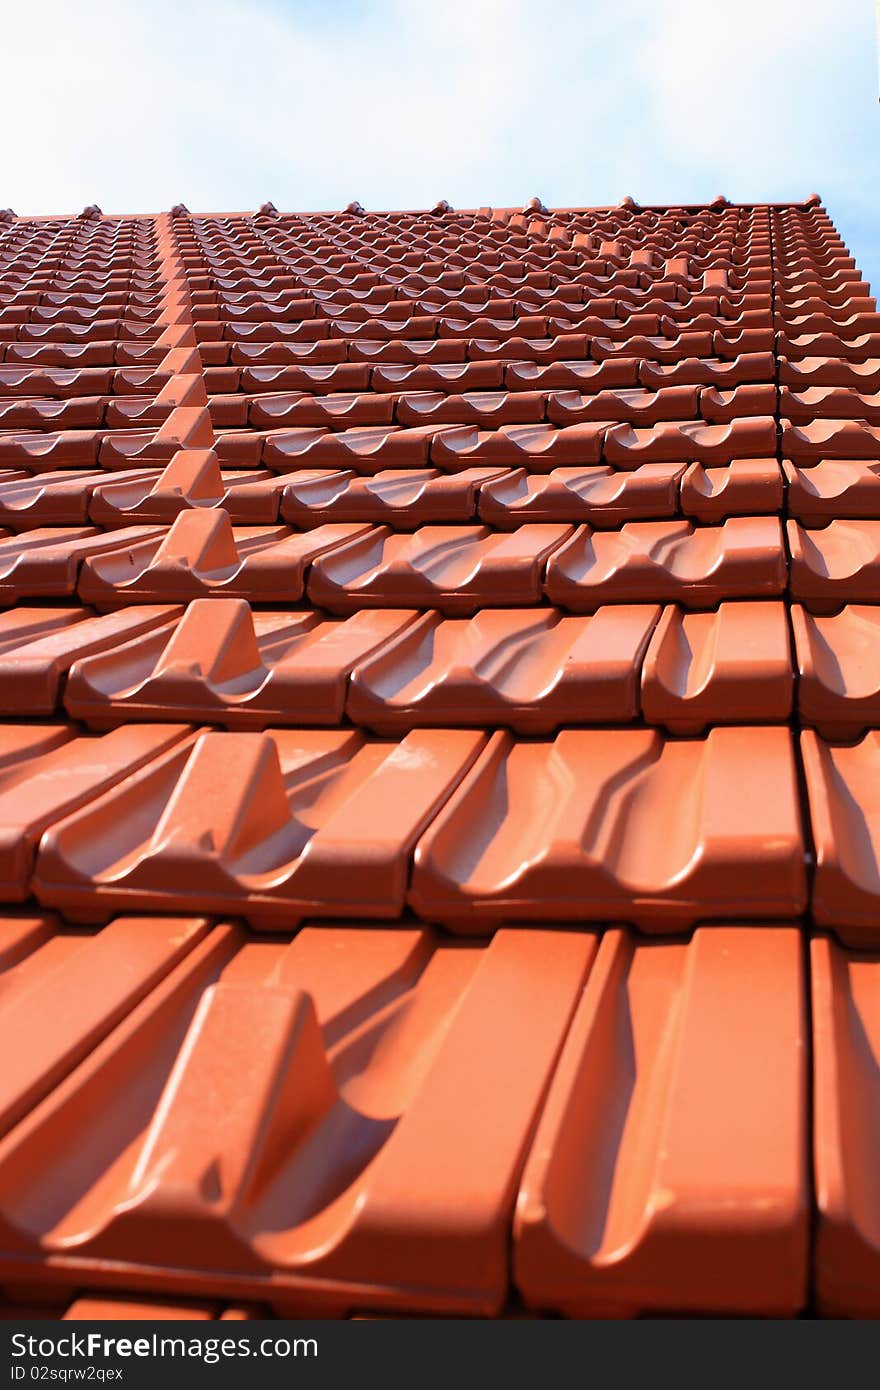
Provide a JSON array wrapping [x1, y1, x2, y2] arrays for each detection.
[[0, 914, 874, 1316], [0, 595, 874, 738], [2, 510, 880, 609], [0, 719, 869, 937]]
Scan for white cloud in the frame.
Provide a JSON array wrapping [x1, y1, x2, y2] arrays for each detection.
[[2, 0, 878, 290]]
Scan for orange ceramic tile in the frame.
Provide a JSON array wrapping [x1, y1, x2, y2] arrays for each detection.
[[811, 933, 880, 1316], [0, 925, 595, 1314], [347, 605, 660, 733], [65, 601, 416, 729], [640, 601, 793, 732], [787, 520, 880, 609], [802, 730, 880, 946], [88, 450, 289, 526], [603, 416, 777, 466], [308, 523, 573, 614], [784, 460, 880, 522], [248, 390, 396, 429], [476, 463, 683, 527], [679, 459, 783, 520], [0, 914, 212, 1136], [780, 385, 880, 424], [0, 525, 164, 602], [546, 384, 699, 426], [0, 604, 179, 714], [78, 511, 371, 607], [638, 350, 775, 389], [260, 424, 445, 472], [779, 355, 880, 391], [280, 467, 506, 528], [410, 726, 806, 930], [793, 605, 880, 736], [544, 518, 786, 610], [61, 1296, 222, 1320], [0, 722, 188, 900], [514, 927, 808, 1316], [428, 421, 606, 471], [504, 357, 638, 392], [33, 728, 485, 925]]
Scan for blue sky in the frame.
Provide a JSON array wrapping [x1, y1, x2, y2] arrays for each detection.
[[6, 0, 880, 288]]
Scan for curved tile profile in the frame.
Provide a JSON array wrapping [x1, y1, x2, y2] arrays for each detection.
[[409, 726, 806, 930], [793, 605, 880, 736], [477, 464, 683, 528], [641, 601, 792, 733], [0, 198, 875, 1318], [280, 467, 506, 528], [679, 459, 782, 520], [802, 730, 880, 945], [65, 601, 416, 729], [603, 416, 776, 466], [428, 422, 607, 471], [0, 914, 213, 1138], [0, 526, 163, 601], [514, 927, 808, 1317], [787, 520, 880, 609], [811, 933, 880, 1317], [33, 728, 486, 925], [308, 524, 573, 614], [78, 511, 371, 607], [89, 451, 289, 526], [0, 469, 153, 530], [0, 723, 189, 899], [781, 418, 880, 461], [0, 924, 595, 1315], [779, 355, 880, 391], [0, 605, 180, 715], [347, 606, 660, 734], [545, 518, 786, 610], [638, 350, 775, 389]]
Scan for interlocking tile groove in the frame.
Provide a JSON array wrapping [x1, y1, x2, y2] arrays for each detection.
[[802, 730, 880, 945], [0, 923, 595, 1315], [409, 726, 806, 930], [89, 451, 291, 526], [811, 933, 880, 1316], [308, 523, 574, 613], [544, 518, 786, 610], [476, 463, 683, 527], [793, 605, 880, 736], [0, 198, 876, 1316], [679, 459, 783, 520], [787, 519, 880, 609], [346, 605, 660, 733], [280, 466, 507, 528], [784, 461, 880, 521], [0, 604, 180, 713], [78, 511, 371, 606], [514, 926, 808, 1317], [65, 601, 417, 728], [33, 727, 486, 924]]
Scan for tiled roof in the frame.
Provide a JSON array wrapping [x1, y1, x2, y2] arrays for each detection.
[[0, 195, 877, 1318]]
